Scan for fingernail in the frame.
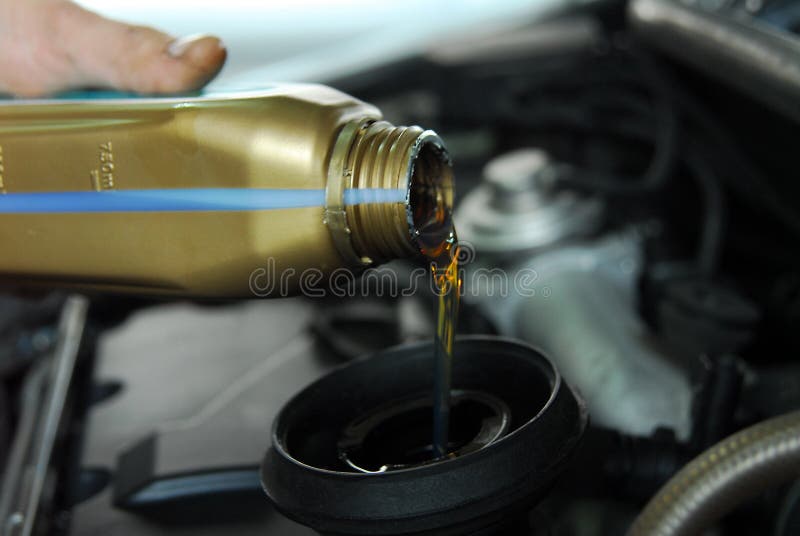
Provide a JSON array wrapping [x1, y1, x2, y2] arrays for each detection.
[[167, 33, 218, 58]]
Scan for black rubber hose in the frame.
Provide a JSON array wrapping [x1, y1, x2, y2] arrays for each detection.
[[560, 121, 725, 276], [554, 54, 678, 196], [627, 409, 800, 536], [683, 150, 724, 277], [649, 62, 800, 240]]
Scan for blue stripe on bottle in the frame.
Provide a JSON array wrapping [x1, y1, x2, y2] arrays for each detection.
[[0, 188, 407, 214]]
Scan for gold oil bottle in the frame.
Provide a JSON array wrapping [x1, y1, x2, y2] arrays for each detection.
[[0, 85, 454, 297]]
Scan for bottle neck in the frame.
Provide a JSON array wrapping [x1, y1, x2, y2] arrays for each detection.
[[326, 120, 454, 266]]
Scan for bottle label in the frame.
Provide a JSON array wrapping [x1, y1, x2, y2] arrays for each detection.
[[90, 142, 116, 191]]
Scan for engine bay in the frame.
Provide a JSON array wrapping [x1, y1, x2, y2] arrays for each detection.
[[1, 0, 800, 534]]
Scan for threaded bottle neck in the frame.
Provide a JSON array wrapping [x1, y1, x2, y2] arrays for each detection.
[[328, 120, 453, 266]]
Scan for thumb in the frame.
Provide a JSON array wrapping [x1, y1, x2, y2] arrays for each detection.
[[60, 2, 226, 94]]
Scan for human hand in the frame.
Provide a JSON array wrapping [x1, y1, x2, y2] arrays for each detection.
[[0, 0, 226, 97]]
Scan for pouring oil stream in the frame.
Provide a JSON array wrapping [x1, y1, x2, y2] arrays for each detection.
[[431, 235, 460, 458], [416, 171, 461, 459]]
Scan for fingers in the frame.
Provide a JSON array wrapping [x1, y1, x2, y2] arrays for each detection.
[[58, 2, 226, 94], [0, 0, 226, 97]]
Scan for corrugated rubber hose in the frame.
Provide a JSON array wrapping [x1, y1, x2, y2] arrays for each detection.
[[627, 409, 800, 536]]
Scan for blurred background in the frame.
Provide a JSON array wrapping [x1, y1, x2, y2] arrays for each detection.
[[76, 0, 565, 84]]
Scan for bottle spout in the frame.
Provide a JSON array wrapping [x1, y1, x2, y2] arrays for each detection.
[[326, 120, 454, 267]]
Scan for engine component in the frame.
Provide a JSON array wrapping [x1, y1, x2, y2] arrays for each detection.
[[642, 272, 760, 358], [629, 0, 800, 122], [260, 336, 587, 535], [0, 296, 88, 536], [475, 231, 693, 439], [627, 409, 800, 536], [456, 148, 603, 258]]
